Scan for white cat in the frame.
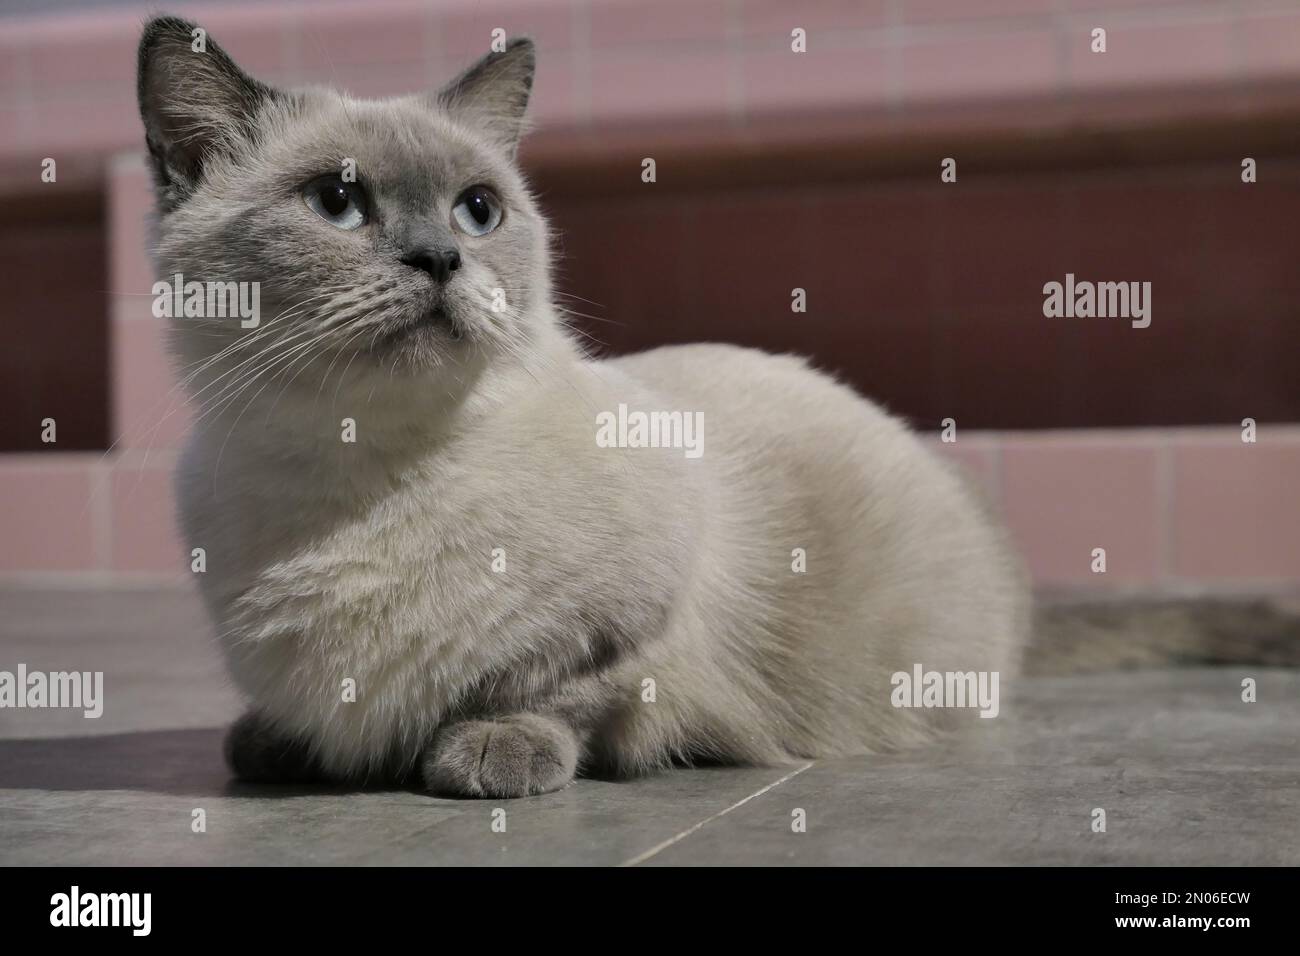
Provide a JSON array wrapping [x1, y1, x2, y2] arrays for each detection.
[[137, 17, 1065, 798]]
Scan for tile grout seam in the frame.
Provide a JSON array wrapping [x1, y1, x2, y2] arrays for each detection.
[[617, 761, 814, 867]]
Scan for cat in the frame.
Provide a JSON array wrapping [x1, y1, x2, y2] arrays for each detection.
[[135, 16, 1292, 799]]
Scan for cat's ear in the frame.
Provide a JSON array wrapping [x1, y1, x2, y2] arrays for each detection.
[[436, 38, 535, 156], [137, 16, 279, 207]]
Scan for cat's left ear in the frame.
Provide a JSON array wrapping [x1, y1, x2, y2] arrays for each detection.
[[137, 16, 281, 209], [436, 38, 535, 156]]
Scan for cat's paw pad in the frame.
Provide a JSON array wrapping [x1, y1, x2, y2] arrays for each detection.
[[421, 714, 577, 798]]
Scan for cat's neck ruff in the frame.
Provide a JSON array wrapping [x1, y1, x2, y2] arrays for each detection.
[[185, 308, 586, 482]]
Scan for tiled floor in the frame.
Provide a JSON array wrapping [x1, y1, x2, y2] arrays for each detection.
[[1, 587, 1297, 866]]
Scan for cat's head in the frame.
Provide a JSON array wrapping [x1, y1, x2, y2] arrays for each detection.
[[136, 15, 550, 400]]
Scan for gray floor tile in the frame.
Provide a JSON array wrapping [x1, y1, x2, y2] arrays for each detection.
[[2, 586, 1298, 865]]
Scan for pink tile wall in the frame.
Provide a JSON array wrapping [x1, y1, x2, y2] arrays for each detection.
[[742, 46, 891, 116], [1065, 18, 1236, 92], [1000, 435, 1163, 586], [3, 0, 1300, 168], [4, 425, 1298, 587], [930, 434, 1001, 509], [108, 155, 190, 452], [904, 0, 1051, 23], [0, 454, 183, 577], [588, 48, 732, 124], [0, 459, 101, 573], [107, 155, 152, 301], [109, 459, 183, 574], [940, 426, 1300, 592], [1171, 435, 1300, 582], [1241, 9, 1300, 81], [0, 149, 186, 578], [112, 315, 189, 453], [902, 26, 1060, 105], [2, 1, 1299, 586]]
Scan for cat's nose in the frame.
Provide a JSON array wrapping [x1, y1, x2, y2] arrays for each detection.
[[401, 246, 461, 283]]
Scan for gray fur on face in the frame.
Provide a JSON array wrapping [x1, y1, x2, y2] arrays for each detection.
[[138, 16, 548, 391]]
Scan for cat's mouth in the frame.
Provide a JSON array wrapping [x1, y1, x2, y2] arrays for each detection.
[[377, 306, 465, 349], [415, 307, 464, 341]]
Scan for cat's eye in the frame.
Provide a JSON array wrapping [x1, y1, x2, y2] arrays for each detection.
[[451, 186, 502, 237], [303, 175, 367, 230]]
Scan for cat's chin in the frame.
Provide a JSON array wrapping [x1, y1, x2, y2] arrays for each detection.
[[361, 308, 473, 371], [382, 308, 463, 344]]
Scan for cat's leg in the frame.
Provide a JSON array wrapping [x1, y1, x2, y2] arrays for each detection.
[[421, 712, 579, 798], [224, 711, 325, 784]]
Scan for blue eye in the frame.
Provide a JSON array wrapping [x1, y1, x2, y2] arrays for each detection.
[[304, 176, 366, 230], [452, 186, 502, 237]]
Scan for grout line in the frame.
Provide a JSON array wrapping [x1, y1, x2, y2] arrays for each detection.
[[886, 0, 904, 114], [423, 0, 442, 92], [617, 761, 814, 867], [571, 0, 592, 129], [89, 457, 112, 572], [1051, 0, 1070, 102], [724, 0, 745, 128], [987, 431, 1004, 514], [1155, 433, 1175, 588], [0, 572, 191, 589]]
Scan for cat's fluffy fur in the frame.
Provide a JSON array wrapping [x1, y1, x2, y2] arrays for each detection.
[[138, 16, 1029, 797]]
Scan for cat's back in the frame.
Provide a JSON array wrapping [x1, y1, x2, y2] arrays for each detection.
[[603, 341, 851, 412], [600, 341, 915, 470], [594, 343, 1027, 759]]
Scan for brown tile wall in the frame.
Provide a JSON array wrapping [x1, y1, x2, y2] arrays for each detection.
[[0, 193, 108, 451], [544, 157, 1300, 430]]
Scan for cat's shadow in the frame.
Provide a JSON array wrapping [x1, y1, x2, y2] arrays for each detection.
[[0, 728, 380, 799], [0, 728, 645, 800]]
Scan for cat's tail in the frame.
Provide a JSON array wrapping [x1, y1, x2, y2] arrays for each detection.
[[1024, 596, 1300, 676]]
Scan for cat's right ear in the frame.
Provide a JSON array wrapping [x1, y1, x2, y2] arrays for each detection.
[[436, 38, 536, 157], [137, 16, 278, 209]]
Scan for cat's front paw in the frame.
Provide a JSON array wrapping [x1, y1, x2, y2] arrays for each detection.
[[422, 714, 578, 798]]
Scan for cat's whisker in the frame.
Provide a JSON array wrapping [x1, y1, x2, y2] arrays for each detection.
[[181, 323, 335, 423], [261, 331, 355, 425], [549, 290, 610, 311], [186, 327, 336, 427], [325, 327, 377, 414], [209, 329, 350, 486], [197, 320, 347, 420], [118, 315, 319, 477]]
